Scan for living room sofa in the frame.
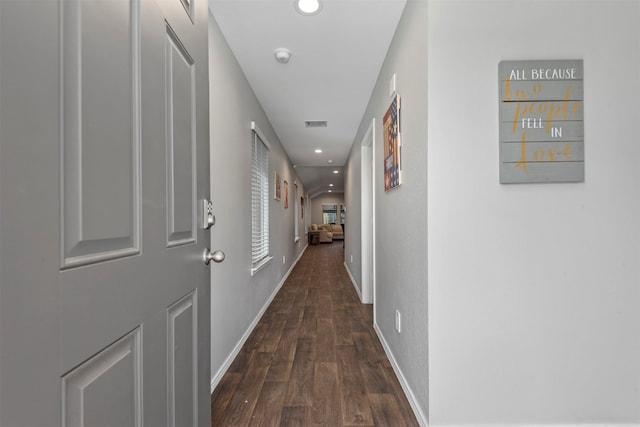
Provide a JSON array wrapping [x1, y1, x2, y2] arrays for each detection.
[[309, 223, 332, 243], [308, 223, 343, 243]]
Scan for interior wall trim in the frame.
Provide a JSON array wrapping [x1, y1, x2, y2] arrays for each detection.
[[343, 261, 363, 302], [373, 323, 428, 427]]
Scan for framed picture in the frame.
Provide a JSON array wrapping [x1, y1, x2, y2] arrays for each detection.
[[284, 180, 289, 208], [383, 94, 401, 192], [274, 172, 281, 200]]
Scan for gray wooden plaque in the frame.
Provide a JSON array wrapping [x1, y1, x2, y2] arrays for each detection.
[[499, 59, 584, 184]]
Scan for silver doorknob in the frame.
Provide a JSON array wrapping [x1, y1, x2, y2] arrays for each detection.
[[204, 249, 225, 265]]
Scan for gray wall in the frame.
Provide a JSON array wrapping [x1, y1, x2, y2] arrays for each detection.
[[427, 0, 640, 425], [345, 0, 429, 422], [309, 193, 344, 225], [208, 12, 306, 389]]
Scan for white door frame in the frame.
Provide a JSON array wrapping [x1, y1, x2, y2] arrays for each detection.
[[360, 118, 376, 310]]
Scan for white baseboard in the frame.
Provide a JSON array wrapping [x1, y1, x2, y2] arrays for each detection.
[[343, 261, 363, 302], [210, 245, 308, 393], [373, 323, 428, 427]]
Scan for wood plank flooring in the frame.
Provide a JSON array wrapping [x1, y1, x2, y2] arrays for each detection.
[[211, 242, 419, 427]]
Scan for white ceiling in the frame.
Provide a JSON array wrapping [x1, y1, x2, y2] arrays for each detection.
[[208, 0, 406, 196]]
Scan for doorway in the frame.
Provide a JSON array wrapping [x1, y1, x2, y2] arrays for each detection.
[[360, 118, 375, 308]]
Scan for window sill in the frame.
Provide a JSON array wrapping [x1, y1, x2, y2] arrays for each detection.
[[251, 256, 273, 276]]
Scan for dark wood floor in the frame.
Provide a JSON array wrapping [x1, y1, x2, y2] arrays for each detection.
[[211, 241, 419, 427]]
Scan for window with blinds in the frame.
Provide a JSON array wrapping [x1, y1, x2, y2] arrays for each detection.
[[251, 122, 271, 275]]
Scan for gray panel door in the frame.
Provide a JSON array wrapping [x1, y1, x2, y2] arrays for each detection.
[[0, 0, 211, 425]]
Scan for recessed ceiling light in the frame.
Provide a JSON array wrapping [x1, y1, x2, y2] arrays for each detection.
[[327, 160, 333, 164], [314, 148, 323, 154], [295, 0, 322, 15], [329, 184, 334, 187], [333, 170, 339, 174], [328, 190, 332, 193]]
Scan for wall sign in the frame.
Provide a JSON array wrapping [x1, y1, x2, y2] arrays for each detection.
[[499, 59, 584, 184], [383, 94, 401, 192]]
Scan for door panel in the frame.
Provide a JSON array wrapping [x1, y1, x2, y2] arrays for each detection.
[[168, 291, 198, 427], [61, 0, 141, 267], [166, 24, 196, 247], [0, 0, 211, 425], [62, 329, 142, 427]]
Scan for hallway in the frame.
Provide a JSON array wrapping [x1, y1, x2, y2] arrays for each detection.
[[211, 242, 419, 426]]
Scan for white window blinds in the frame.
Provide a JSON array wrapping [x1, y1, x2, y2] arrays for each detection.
[[251, 123, 270, 270]]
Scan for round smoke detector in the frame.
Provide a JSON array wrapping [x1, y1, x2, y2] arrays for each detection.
[[274, 48, 291, 64]]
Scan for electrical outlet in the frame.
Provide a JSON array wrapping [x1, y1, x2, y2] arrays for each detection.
[[395, 310, 401, 333]]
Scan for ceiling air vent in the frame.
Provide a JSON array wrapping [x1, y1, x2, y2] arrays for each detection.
[[304, 120, 327, 128]]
